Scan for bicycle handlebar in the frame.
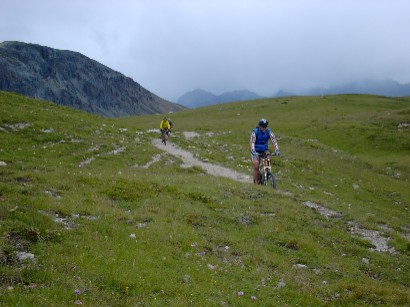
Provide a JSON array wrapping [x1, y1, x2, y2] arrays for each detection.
[[252, 151, 280, 158]]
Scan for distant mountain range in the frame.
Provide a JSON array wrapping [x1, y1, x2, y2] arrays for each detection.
[[177, 89, 263, 108], [179, 79, 410, 108], [3, 41, 408, 114], [277, 79, 410, 97], [0, 41, 184, 117]]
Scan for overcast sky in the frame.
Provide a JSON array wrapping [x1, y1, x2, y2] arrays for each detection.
[[1, 0, 409, 102]]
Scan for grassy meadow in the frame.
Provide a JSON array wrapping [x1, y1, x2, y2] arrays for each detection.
[[1, 90, 409, 306]]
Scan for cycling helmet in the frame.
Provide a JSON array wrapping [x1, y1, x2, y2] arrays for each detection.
[[258, 118, 268, 127]]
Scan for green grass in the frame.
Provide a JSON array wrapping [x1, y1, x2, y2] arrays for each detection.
[[1, 90, 409, 305]]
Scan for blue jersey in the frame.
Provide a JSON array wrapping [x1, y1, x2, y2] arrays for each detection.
[[250, 127, 279, 153], [254, 127, 270, 152]]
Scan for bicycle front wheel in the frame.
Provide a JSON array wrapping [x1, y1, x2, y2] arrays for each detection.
[[267, 172, 276, 189], [258, 171, 265, 185]]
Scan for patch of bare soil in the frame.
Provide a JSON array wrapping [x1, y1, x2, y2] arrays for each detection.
[[303, 201, 398, 254], [182, 131, 201, 139], [303, 201, 343, 219], [78, 146, 125, 168], [348, 221, 397, 254]]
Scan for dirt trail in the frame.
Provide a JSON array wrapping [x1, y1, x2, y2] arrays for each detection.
[[152, 139, 252, 183]]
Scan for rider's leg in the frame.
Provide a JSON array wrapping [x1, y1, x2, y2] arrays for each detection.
[[251, 152, 260, 184]]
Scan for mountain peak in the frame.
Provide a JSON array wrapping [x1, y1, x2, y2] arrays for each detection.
[[178, 88, 264, 108], [0, 41, 185, 117]]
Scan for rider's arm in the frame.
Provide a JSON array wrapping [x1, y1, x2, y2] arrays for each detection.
[[250, 131, 256, 152], [269, 131, 279, 151]]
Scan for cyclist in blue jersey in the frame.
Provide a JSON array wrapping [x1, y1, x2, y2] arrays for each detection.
[[249, 118, 280, 184]]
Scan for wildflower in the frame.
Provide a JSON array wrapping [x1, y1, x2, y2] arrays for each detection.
[[74, 289, 81, 295], [75, 300, 83, 305], [237, 291, 244, 296], [251, 296, 257, 300]]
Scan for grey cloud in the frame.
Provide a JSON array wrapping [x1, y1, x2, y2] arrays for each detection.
[[1, 0, 409, 101]]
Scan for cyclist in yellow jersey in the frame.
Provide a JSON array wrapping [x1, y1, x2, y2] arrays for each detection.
[[160, 117, 171, 144]]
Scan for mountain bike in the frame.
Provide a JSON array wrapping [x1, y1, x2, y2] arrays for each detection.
[[258, 152, 276, 188]]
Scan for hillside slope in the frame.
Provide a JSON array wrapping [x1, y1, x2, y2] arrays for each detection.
[[0, 41, 184, 117], [1, 91, 409, 305]]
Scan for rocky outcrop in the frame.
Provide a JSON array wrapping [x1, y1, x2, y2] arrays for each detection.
[[0, 41, 184, 117]]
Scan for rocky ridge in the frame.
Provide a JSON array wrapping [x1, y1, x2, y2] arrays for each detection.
[[0, 41, 184, 117]]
